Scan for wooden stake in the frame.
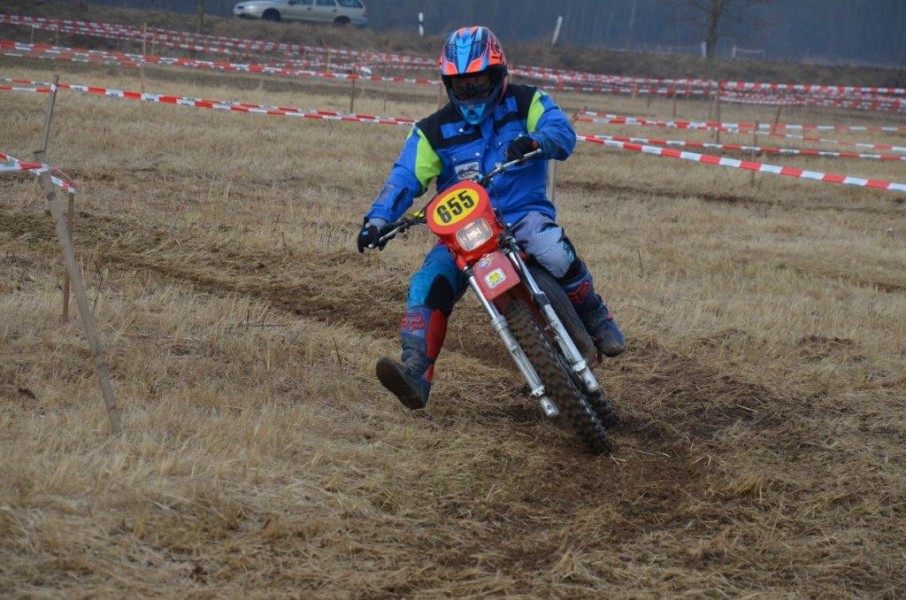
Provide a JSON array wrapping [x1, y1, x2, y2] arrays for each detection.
[[671, 90, 678, 118], [37, 74, 74, 321], [63, 193, 74, 322], [709, 84, 718, 120], [41, 74, 60, 155], [773, 104, 784, 128], [349, 76, 356, 113], [546, 93, 558, 204], [546, 161, 557, 205], [141, 24, 147, 94], [36, 157, 122, 435], [750, 122, 759, 186], [713, 85, 722, 144]]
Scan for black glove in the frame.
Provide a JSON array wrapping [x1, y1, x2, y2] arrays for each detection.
[[357, 221, 385, 253], [505, 136, 540, 161]]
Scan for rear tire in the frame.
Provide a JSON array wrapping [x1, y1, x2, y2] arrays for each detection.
[[505, 298, 612, 455], [262, 9, 281, 21], [333, 16, 351, 26]]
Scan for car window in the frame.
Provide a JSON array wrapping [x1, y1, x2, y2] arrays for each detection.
[[337, 0, 363, 7], [315, 0, 336, 6], [293, 0, 314, 5]]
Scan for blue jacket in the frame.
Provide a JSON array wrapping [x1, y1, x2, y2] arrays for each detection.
[[365, 84, 576, 228]]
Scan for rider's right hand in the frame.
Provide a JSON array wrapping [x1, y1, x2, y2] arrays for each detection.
[[357, 219, 387, 253], [505, 135, 541, 161]]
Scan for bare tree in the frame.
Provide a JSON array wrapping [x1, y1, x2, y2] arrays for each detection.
[[196, 0, 204, 34], [676, 0, 774, 63]]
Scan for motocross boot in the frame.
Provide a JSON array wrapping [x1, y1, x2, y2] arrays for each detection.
[[376, 306, 447, 410], [562, 267, 625, 358]]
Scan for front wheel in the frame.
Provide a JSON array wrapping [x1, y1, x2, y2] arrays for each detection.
[[528, 265, 596, 364], [262, 9, 281, 21], [505, 298, 612, 455]]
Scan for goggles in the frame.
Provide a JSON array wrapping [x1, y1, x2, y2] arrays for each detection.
[[449, 74, 493, 100]]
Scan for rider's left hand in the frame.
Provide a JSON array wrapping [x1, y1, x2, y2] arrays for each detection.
[[357, 219, 387, 253], [505, 136, 540, 161]]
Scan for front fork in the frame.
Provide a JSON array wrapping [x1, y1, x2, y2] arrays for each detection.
[[463, 247, 602, 418], [464, 268, 560, 418], [506, 248, 602, 396]]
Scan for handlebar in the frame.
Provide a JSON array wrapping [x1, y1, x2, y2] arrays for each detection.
[[479, 148, 542, 186], [371, 148, 543, 248]]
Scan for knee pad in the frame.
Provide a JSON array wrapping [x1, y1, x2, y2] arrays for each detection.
[[525, 225, 577, 279]]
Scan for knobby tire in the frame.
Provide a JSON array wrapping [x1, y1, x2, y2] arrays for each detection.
[[528, 266, 620, 429], [528, 266, 596, 364], [505, 298, 613, 455]]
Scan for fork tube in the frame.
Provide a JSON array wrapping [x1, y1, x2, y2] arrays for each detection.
[[465, 272, 558, 417], [505, 250, 601, 394]]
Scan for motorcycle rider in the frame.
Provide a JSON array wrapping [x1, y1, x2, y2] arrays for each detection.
[[357, 26, 625, 409]]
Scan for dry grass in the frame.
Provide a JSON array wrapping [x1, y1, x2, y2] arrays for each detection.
[[2, 31, 906, 600]]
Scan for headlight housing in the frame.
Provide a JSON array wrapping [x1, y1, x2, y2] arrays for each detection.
[[456, 218, 494, 251]]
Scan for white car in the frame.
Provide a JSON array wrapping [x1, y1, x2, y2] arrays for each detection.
[[234, 0, 368, 27]]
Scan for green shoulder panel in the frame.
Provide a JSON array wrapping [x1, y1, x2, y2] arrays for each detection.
[[526, 90, 547, 133], [414, 128, 442, 194]]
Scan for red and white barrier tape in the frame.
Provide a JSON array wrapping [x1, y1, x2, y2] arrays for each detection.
[[0, 40, 441, 88], [0, 76, 417, 127], [517, 66, 716, 90], [0, 14, 435, 67], [579, 111, 906, 134], [720, 80, 906, 97], [0, 151, 78, 193], [720, 90, 906, 113], [576, 135, 906, 192], [526, 79, 711, 98], [3, 72, 902, 194], [586, 134, 906, 161], [0, 83, 47, 93], [6, 13, 905, 107], [758, 130, 906, 154]]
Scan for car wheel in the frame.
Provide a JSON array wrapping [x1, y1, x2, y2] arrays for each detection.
[[262, 9, 281, 21], [333, 16, 350, 26]]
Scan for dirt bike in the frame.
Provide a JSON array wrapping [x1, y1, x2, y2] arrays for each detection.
[[373, 150, 618, 454]]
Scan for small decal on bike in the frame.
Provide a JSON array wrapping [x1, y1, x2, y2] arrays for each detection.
[[484, 268, 507, 288], [431, 187, 480, 226]]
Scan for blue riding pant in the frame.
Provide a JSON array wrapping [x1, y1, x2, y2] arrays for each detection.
[[406, 211, 582, 313]]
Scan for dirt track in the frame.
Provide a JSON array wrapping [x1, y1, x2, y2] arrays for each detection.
[[2, 10, 906, 595]]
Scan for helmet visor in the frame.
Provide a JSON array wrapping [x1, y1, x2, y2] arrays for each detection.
[[448, 74, 493, 101]]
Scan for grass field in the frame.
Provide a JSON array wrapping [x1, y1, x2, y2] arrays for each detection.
[[2, 17, 906, 598]]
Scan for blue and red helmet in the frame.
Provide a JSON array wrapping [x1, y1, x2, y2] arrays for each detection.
[[439, 26, 509, 125]]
